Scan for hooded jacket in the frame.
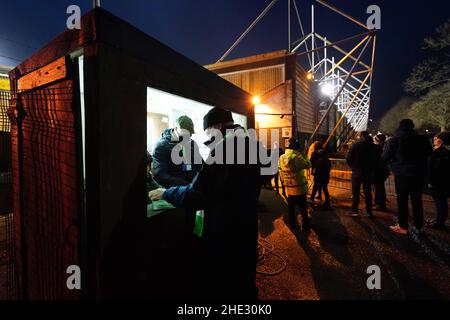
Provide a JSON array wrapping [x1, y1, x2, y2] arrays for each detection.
[[278, 149, 311, 196], [152, 128, 202, 188], [382, 127, 432, 177]]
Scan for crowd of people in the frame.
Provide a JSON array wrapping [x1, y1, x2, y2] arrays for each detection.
[[271, 118, 449, 235], [346, 118, 449, 233], [145, 111, 448, 300]]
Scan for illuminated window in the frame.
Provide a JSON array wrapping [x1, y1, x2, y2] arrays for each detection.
[[147, 87, 247, 160]]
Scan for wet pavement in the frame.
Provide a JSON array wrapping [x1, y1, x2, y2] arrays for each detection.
[[1, 186, 449, 300], [256, 186, 450, 300]]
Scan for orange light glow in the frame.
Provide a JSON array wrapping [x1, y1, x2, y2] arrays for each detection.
[[254, 104, 270, 114], [252, 96, 261, 105]]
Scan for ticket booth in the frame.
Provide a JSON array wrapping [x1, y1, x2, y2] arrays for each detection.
[[8, 8, 252, 299]]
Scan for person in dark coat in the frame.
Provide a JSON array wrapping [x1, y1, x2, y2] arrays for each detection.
[[308, 141, 323, 200], [149, 107, 263, 300], [146, 152, 161, 201], [346, 131, 377, 217], [373, 134, 390, 211], [152, 115, 202, 188], [310, 142, 331, 210], [272, 141, 286, 196], [382, 119, 433, 235], [427, 132, 450, 230]]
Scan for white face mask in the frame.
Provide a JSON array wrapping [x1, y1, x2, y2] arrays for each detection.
[[174, 127, 191, 139], [205, 126, 221, 139]]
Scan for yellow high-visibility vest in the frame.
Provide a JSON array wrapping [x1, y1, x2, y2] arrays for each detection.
[[279, 149, 311, 196]]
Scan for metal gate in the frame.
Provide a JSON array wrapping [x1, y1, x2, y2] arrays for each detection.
[[10, 56, 82, 299], [0, 88, 16, 300]]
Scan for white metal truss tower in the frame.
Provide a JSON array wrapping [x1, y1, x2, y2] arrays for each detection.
[[218, 0, 377, 147]]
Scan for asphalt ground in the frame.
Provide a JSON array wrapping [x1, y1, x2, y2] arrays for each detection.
[[1, 183, 449, 300], [256, 186, 450, 300]]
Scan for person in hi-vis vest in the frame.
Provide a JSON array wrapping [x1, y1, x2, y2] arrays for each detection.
[[279, 138, 312, 230]]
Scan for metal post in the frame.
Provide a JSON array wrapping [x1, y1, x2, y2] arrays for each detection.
[[324, 37, 327, 78], [368, 33, 377, 105], [336, 66, 340, 110], [311, 5, 315, 74], [315, 0, 368, 30], [322, 35, 370, 80], [315, 33, 371, 70], [217, 0, 279, 63], [93, 0, 101, 8], [292, 0, 312, 68], [288, 0, 291, 51]]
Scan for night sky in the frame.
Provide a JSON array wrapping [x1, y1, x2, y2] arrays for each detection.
[[0, 0, 449, 120]]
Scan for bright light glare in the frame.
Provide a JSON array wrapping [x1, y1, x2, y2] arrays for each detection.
[[320, 83, 334, 97], [252, 96, 261, 105], [254, 104, 270, 114]]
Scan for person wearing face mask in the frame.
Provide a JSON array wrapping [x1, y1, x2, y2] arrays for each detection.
[[426, 132, 450, 231], [149, 107, 265, 300], [152, 115, 202, 188]]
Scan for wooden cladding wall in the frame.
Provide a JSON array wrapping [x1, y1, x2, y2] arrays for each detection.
[[294, 64, 316, 134], [255, 81, 292, 129], [221, 65, 284, 96], [317, 107, 335, 135], [12, 80, 80, 299], [17, 57, 67, 92]]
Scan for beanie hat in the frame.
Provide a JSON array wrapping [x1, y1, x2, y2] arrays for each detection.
[[203, 107, 234, 130], [374, 134, 386, 144], [288, 138, 301, 150], [176, 115, 195, 134], [399, 119, 415, 129]]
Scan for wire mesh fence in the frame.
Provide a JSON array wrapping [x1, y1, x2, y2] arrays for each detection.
[[325, 158, 433, 202], [0, 88, 16, 300], [13, 83, 80, 300]]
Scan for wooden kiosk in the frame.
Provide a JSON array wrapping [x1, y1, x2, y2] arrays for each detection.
[[8, 8, 252, 299]]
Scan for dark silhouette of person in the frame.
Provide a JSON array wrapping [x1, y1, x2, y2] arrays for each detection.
[[382, 119, 433, 234], [310, 141, 331, 210], [346, 131, 377, 217], [427, 132, 449, 230], [373, 134, 389, 211]]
